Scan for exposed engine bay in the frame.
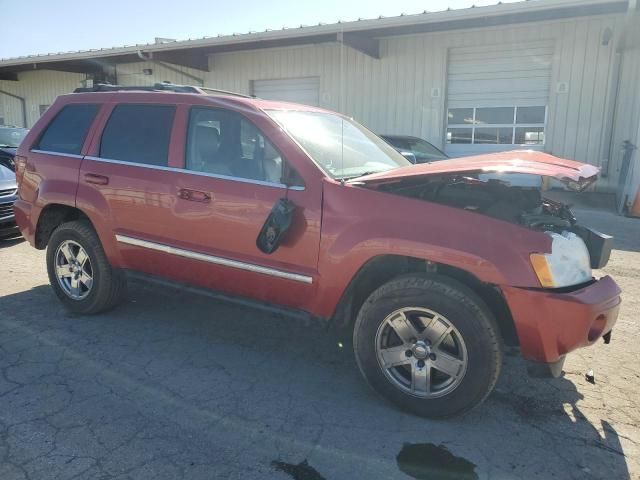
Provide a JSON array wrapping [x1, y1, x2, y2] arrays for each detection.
[[373, 172, 613, 271], [376, 173, 577, 231]]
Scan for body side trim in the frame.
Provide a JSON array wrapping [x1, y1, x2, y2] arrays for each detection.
[[84, 155, 304, 190], [115, 234, 313, 284], [30, 149, 84, 159]]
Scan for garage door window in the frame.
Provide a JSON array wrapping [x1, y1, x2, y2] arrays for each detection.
[[446, 106, 545, 145]]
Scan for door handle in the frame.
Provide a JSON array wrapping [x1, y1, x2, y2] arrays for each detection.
[[178, 188, 211, 203], [84, 173, 109, 185]]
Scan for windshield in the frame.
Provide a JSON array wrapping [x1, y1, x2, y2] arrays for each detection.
[[385, 137, 447, 161], [0, 127, 28, 148], [266, 110, 410, 179]]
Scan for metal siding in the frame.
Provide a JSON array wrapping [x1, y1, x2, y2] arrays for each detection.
[[252, 77, 320, 106], [447, 41, 554, 108], [115, 61, 204, 86], [610, 46, 640, 200], [0, 70, 85, 127], [0, 12, 627, 192], [199, 15, 622, 173]]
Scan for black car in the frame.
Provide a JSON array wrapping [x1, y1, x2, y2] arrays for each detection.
[[0, 126, 28, 238], [380, 134, 448, 163]]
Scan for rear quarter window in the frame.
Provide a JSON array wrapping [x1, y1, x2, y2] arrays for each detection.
[[99, 104, 175, 166], [35, 103, 100, 155]]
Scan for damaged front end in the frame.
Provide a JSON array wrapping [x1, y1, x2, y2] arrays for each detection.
[[374, 173, 612, 272], [350, 151, 613, 276], [348, 151, 621, 371]]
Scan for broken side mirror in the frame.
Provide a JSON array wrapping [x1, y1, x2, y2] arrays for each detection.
[[257, 198, 296, 254]]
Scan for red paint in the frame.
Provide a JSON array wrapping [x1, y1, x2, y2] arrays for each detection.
[[15, 91, 621, 365], [502, 276, 621, 362], [354, 150, 600, 190]]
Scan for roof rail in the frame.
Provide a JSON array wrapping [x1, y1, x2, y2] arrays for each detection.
[[73, 82, 253, 98], [197, 86, 253, 98]]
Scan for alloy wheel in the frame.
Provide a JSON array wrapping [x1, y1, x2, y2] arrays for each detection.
[[375, 307, 468, 398], [54, 240, 94, 300]]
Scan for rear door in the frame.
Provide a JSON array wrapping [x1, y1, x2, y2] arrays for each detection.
[[77, 101, 180, 270]]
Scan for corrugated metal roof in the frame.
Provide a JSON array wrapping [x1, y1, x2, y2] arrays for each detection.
[[0, 0, 626, 67]]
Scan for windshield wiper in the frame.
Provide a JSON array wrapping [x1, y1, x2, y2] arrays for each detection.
[[339, 171, 384, 181]]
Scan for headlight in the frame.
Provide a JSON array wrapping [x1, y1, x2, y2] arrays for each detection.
[[530, 231, 592, 288]]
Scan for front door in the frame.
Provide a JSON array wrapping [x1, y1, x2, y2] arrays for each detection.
[[114, 105, 322, 310]]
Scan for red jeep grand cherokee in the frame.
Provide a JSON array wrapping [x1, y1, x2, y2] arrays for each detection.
[[13, 83, 621, 417]]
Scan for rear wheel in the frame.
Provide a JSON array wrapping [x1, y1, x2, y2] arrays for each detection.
[[46, 220, 126, 314], [353, 274, 502, 418]]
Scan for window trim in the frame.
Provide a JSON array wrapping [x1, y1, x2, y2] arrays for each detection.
[[83, 155, 304, 191], [32, 103, 101, 156], [30, 149, 84, 159], [97, 103, 176, 166], [184, 105, 301, 189], [446, 106, 547, 146]]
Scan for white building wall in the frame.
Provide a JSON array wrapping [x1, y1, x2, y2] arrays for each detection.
[[0, 70, 85, 127], [202, 13, 623, 189], [610, 45, 640, 206], [0, 12, 631, 192], [115, 61, 204, 87]]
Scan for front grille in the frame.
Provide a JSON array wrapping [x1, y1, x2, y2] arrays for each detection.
[[0, 188, 17, 197], [0, 202, 15, 218]]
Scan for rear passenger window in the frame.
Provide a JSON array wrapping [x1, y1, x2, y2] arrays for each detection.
[[100, 105, 175, 166], [36, 104, 99, 155]]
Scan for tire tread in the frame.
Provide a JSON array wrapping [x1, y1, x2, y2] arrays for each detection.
[[46, 220, 126, 314], [353, 273, 503, 418]]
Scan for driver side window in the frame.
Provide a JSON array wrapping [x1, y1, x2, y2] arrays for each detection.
[[185, 107, 283, 184]]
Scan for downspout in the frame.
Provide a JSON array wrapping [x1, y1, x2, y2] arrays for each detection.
[[0, 89, 27, 128], [601, 0, 637, 178], [136, 50, 204, 86]]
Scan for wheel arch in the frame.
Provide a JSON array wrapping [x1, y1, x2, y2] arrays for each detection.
[[330, 254, 519, 347], [35, 204, 91, 249]]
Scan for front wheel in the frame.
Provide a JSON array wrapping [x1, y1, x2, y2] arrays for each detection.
[[46, 220, 126, 314], [353, 274, 502, 418]]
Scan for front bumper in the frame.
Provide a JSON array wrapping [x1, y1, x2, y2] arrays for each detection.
[[502, 276, 621, 364], [0, 195, 18, 234]]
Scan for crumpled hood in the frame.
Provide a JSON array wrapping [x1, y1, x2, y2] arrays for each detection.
[[350, 150, 599, 191]]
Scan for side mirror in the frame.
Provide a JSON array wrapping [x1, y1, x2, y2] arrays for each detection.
[[399, 151, 417, 163], [257, 198, 296, 254]]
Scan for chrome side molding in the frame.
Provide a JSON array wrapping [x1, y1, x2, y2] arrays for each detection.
[[115, 234, 313, 284]]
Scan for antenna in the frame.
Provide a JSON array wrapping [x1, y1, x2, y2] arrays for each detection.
[[339, 23, 345, 184]]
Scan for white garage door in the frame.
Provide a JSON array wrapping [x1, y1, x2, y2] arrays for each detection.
[[252, 77, 320, 106], [445, 40, 553, 157]]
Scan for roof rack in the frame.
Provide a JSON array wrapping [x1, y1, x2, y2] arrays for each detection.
[[73, 82, 253, 98], [198, 86, 253, 98]]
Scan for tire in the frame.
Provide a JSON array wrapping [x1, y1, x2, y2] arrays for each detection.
[[46, 220, 126, 314], [353, 273, 502, 418]]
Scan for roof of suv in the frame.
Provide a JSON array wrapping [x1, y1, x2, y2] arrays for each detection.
[[65, 83, 334, 115]]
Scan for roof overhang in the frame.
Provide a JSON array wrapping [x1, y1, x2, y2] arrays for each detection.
[[0, 0, 629, 78]]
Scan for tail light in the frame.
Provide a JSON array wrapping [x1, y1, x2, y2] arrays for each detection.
[[14, 155, 27, 187]]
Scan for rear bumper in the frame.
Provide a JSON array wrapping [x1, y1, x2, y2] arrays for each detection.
[[12, 199, 36, 245], [502, 276, 621, 363]]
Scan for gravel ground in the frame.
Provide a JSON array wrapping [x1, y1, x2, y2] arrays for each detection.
[[0, 208, 638, 480]]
